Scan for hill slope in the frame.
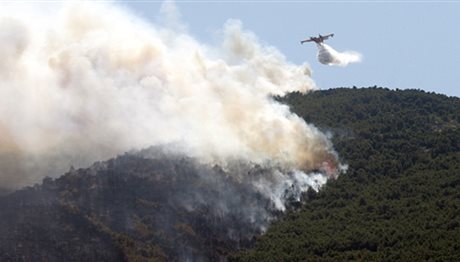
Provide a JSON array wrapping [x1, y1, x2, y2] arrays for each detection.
[[0, 152, 277, 261], [1, 87, 459, 261], [233, 87, 460, 261]]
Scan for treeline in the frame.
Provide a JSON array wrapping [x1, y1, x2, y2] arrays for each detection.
[[232, 87, 460, 261]]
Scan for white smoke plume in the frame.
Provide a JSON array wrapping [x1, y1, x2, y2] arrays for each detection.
[[317, 43, 362, 67], [0, 1, 342, 199]]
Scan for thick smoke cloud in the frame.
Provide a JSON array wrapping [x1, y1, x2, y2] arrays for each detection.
[[0, 1, 343, 198], [317, 43, 362, 67]]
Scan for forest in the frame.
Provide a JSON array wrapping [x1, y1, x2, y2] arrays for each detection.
[[232, 87, 460, 261]]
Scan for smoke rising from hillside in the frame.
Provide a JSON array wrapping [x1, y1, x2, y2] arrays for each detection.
[[317, 43, 362, 66], [0, 1, 342, 199]]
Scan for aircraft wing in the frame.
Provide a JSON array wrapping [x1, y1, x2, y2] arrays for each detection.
[[300, 39, 314, 44]]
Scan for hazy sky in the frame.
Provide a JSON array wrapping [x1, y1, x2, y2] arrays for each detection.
[[122, 0, 459, 97]]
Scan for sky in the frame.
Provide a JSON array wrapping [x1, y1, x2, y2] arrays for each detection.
[[121, 0, 460, 97]]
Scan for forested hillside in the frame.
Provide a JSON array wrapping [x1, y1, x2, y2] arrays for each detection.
[[233, 87, 460, 261], [0, 153, 270, 261], [1, 87, 458, 261]]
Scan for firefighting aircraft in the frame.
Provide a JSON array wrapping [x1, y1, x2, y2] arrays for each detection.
[[300, 33, 334, 44]]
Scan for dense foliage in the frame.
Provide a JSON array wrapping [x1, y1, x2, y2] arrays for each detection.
[[233, 87, 460, 261]]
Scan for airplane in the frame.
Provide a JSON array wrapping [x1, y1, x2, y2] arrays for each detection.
[[300, 33, 334, 44]]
